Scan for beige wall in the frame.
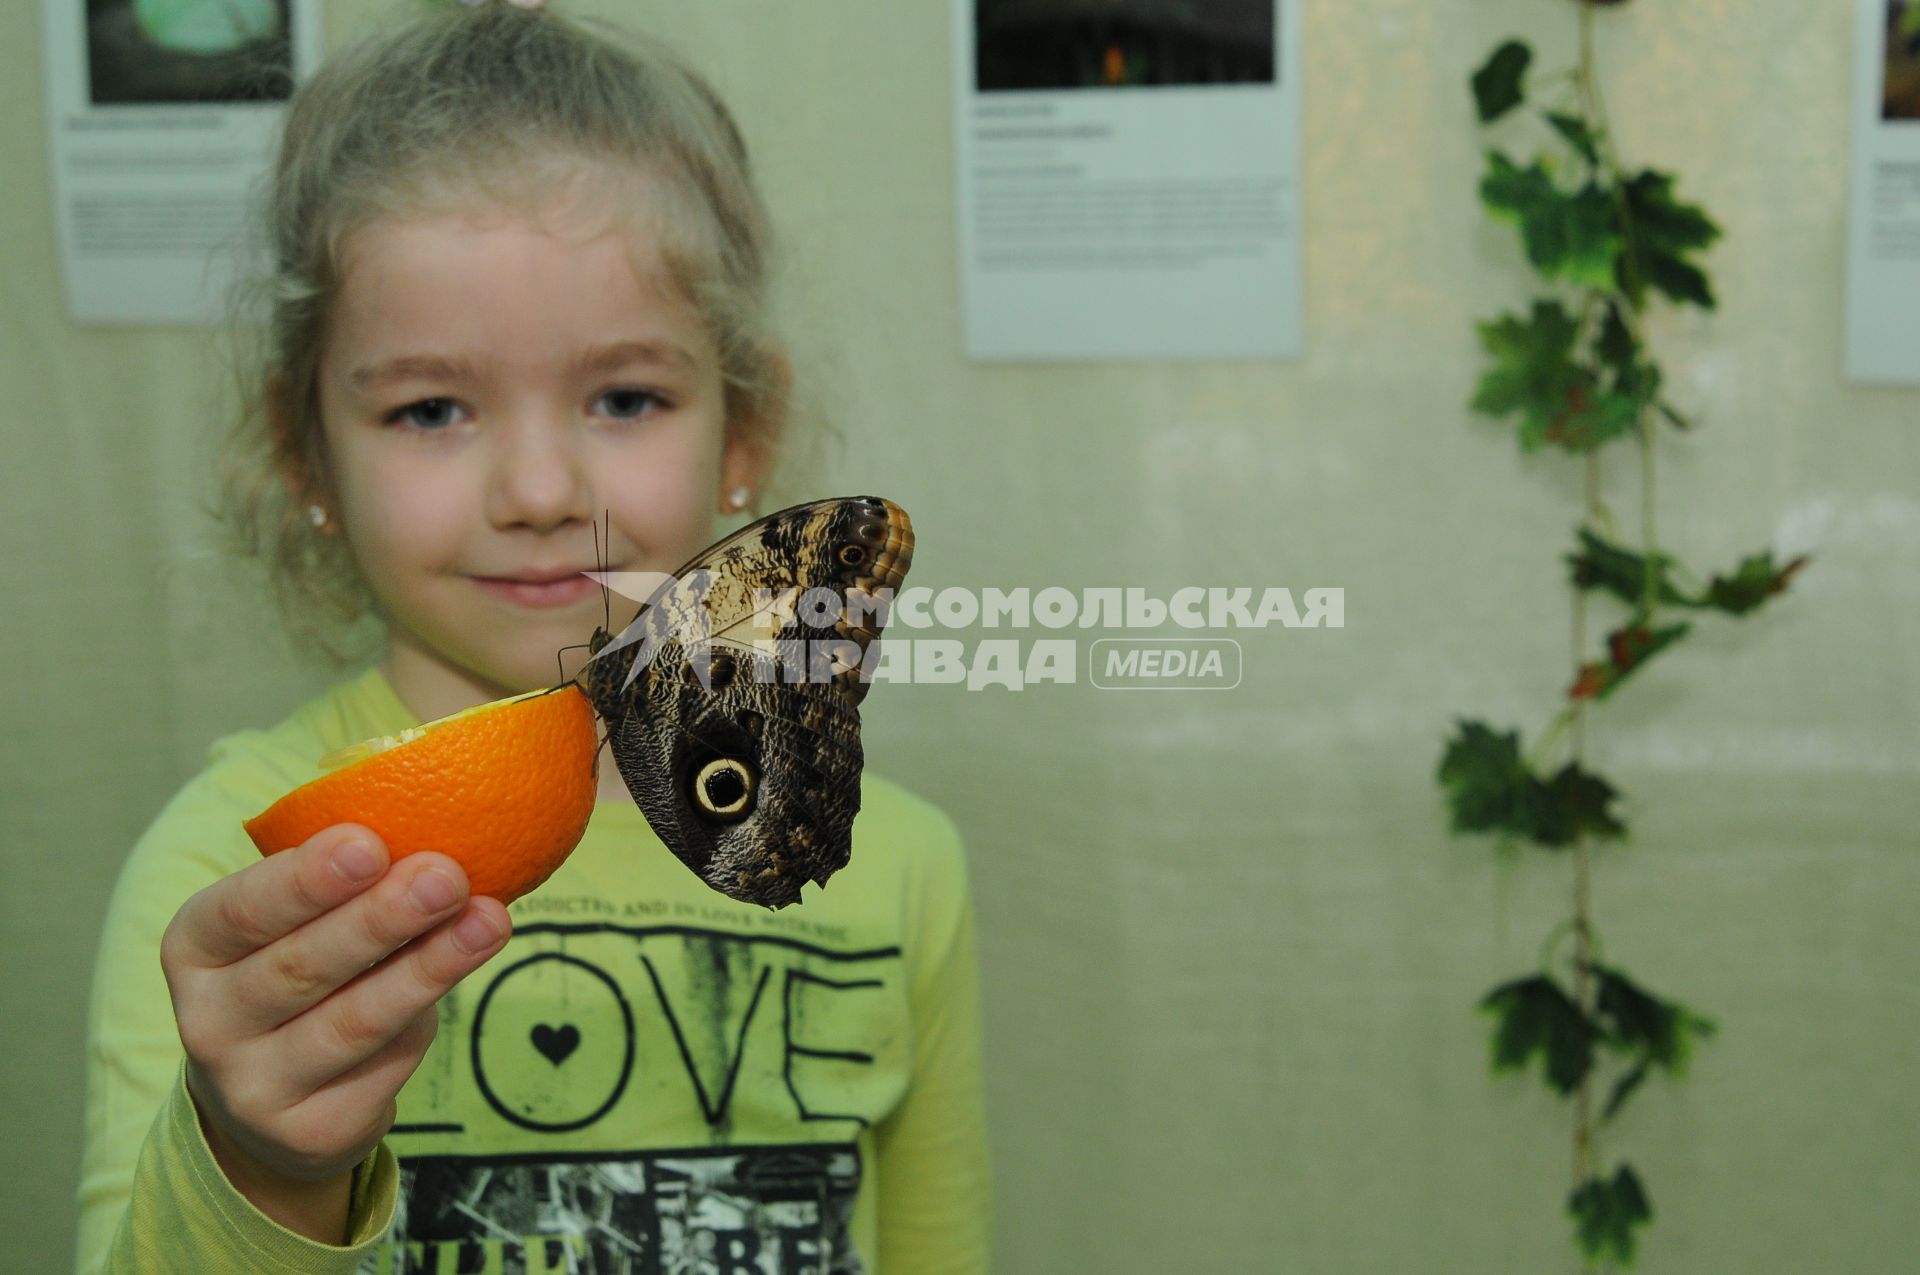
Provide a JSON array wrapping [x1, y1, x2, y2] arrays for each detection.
[[3, 0, 1915, 1270]]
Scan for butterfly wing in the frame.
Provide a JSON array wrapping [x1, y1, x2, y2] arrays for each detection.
[[581, 496, 913, 907]]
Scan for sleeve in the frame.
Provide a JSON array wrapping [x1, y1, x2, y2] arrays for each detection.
[[872, 806, 993, 1275], [74, 741, 400, 1275]]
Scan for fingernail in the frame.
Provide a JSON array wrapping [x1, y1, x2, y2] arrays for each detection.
[[332, 840, 382, 883], [410, 869, 460, 913], [452, 907, 503, 954]]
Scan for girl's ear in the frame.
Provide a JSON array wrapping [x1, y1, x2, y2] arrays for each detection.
[[719, 348, 791, 510]]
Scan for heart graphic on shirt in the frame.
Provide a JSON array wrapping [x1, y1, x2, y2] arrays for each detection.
[[530, 1023, 580, 1066]]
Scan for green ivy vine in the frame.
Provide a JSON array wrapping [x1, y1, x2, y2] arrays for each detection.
[[1439, 4, 1807, 1268]]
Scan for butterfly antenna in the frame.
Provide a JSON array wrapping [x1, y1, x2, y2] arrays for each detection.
[[555, 641, 595, 686], [555, 515, 615, 689], [598, 509, 612, 633]]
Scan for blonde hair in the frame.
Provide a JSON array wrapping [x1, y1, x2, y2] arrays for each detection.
[[217, 2, 789, 662]]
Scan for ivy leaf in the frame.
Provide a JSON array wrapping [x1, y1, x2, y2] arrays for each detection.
[[1566, 529, 1693, 609], [1437, 720, 1532, 835], [1596, 298, 1636, 370], [1569, 621, 1692, 702], [1544, 386, 1642, 452], [1592, 964, 1718, 1076], [1613, 358, 1663, 408], [1568, 1164, 1653, 1265], [1568, 532, 1809, 620], [1601, 1058, 1651, 1123], [1638, 249, 1715, 311], [1548, 183, 1623, 290], [1622, 170, 1719, 250], [1594, 300, 1664, 409], [1439, 722, 1627, 845], [1547, 111, 1601, 166], [1482, 155, 1622, 289], [1904, 4, 1920, 41], [1618, 169, 1721, 310], [1481, 974, 1595, 1094], [1480, 151, 1553, 222], [1531, 762, 1628, 844], [1696, 551, 1810, 616], [1472, 40, 1531, 122], [1470, 301, 1585, 449]]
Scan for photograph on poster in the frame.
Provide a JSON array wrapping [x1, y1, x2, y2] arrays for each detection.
[[85, 0, 293, 105], [1888, 0, 1920, 119], [975, 0, 1275, 91], [952, 0, 1301, 359]]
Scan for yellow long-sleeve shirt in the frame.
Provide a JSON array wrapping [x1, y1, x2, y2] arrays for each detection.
[[78, 666, 990, 1274]]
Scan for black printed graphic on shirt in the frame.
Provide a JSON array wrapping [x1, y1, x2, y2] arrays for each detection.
[[363, 1143, 864, 1274]]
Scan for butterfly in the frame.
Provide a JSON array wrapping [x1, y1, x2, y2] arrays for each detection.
[[576, 496, 913, 909]]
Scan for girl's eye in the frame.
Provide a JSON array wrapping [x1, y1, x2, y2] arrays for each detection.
[[598, 387, 667, 420], [386, 397, 465, 431]]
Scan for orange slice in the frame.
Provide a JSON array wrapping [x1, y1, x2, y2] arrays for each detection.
[[243, 685, 599, 904]]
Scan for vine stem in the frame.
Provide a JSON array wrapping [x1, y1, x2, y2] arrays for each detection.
[[1640, 420, 1658, 618], [1572, 9, 1604, 1270], [1526, 706, 1576, 772], [1571, 454, 1598, 1212], [1538, 916, 1605, 977], [1578, 0, 1663, 633], [1516, 6, 1676, 1269]]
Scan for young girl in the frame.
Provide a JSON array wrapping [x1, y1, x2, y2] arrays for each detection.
[[74, 4, 990, 1272]]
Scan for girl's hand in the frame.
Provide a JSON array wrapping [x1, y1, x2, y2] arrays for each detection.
[[159, 823, 512, 1242]]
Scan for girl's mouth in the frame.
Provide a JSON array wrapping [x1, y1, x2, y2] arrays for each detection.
[[472, 574, 600, 608]]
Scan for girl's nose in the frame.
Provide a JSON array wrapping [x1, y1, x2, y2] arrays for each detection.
[[484, 412, 592, 532]]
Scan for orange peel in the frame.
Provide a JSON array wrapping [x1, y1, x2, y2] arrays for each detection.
[[243, 685, 599, 904]]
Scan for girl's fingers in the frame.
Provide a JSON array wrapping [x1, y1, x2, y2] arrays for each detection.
[[283, 1007, 443, 1159], [165, 825, 390, 969], [229, 851, 477, 1032], [276, 896, 512, 1092], [213, 1007, 443, 1182]]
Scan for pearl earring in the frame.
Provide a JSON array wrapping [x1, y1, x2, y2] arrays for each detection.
[[307, 504, 329, 529], [727, 487, 752, 512]]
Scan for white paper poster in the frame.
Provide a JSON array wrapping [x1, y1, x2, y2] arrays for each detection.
[[1844, 0, 1920, 384], [39, 0, 323, 326], [952, 0, 1303, 361]]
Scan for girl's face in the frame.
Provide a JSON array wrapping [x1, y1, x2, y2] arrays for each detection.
[[314, 200, 766, 718]]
